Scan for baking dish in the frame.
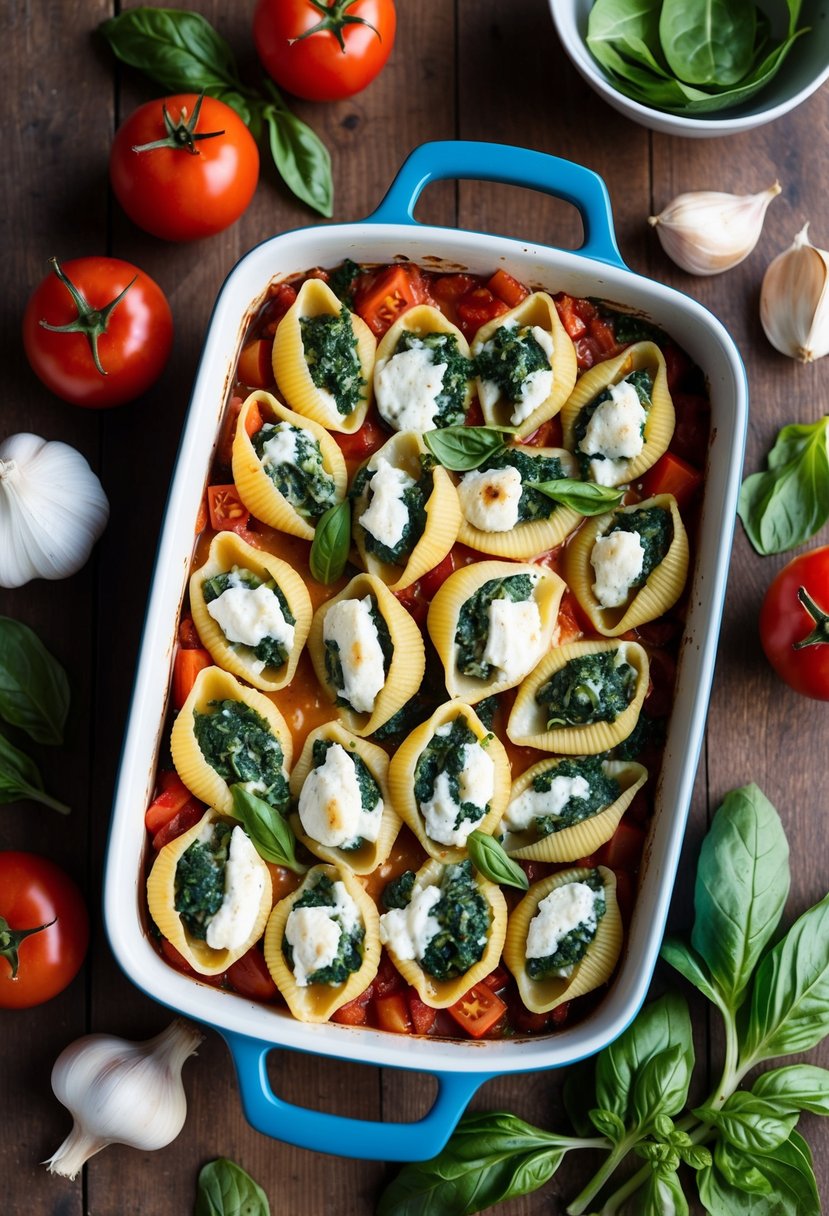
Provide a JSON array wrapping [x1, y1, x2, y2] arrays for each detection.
[[103, 140, 747, 1163]]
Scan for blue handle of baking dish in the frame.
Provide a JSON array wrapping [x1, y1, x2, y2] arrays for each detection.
[[367, 139, 626, 269], [224, 1031, 491, 1160]]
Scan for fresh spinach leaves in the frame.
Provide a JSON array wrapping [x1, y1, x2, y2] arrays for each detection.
[[738, 416, 829, 554], [195, 1157, 270, 1216]]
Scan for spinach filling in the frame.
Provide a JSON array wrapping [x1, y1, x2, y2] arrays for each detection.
[[573, 369, 653, 477], [252, 422, 337, 521], [392, 331, 471, 428], [531, 757, 621, 838], [323, 596, 393, 712], [604, 506, 673, 586], [328, 259, 363, 309], [310, 738, 381, 852], [202, 566, 296, 670], [526, 870, 606, 980], [193, 699, 289, 813], [536, 650, 638, 729], [174, 822, 232, 941], [350, 458, 431, 566], [413, 716, 491, 833], [282, 874, 364, 986], [474, 322, 551, 405], [474, 449, 569, 524], [383, 861, 490, 982], [455, 574, 537, 681], [300, 306, 365, 417]]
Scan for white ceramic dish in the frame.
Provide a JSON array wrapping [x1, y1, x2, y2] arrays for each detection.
[[550, 0, 829, 138], [104, 141, 747, 1162]]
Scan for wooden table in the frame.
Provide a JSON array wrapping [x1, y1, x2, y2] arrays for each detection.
[[3, 2, 828, 1212]]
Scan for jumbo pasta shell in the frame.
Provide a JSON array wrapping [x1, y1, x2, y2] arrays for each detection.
[[564, 494, 689, 636], [170, 665, 293, 815], [380, 858, 508, 1008], [190, 531, 313, 691], [559, 342, 675, 486], [232, 390, 347, 541], [373, 305, 473, 432], [307, 572, 426, 736], [471, 292, 578, 438], [289, 721, 400, 875], [263, 863, 381, 1022], [388, 700, 511, 862], [147, 809, 273, 977], [507, 639, 650, 754], [272, 278, 375, 433], [427, 561, 565, 703], [503, 759, 647, 862], [503, 866, 622, 1013], [351, 431, 461, 592]]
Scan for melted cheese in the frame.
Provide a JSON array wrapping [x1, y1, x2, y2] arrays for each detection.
[[260, 423, 300, 469], [481, 593, 544, 682], [284, 881, 360, 986], [504, 773, 591, 832], [458, 466, 522, 532], [358, 456, 415, 550], [323, 596, 386, 713], [298, 742, 382, 847], [579, 379, 647, 484], [205, 827, 265, 951], [375, 343, 447, 433], [590, 530, 645, 609], [526, 881, 601, 972], [206, 583, 295, 670], [419, 740, 494, 847], [379, 882, 442, 960]]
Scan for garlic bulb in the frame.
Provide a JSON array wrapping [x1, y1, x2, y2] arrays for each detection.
[[0, 433, 109, 588], [44, 1019, 203, 1179], [760, 224, 829, 363], [648, 183, 781, 276]]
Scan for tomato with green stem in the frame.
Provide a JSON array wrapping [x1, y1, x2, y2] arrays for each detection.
[[760, 546, 829, 700]]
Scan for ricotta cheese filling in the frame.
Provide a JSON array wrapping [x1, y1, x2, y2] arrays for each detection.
[[284, 881, 360, 986], [478, 325, 554, 425], [260, 422, 300, 469], [481, 593, 544, 683], [419, 736, 495, 847], [458, 465, 523, 532], [579, 379, 647, 485], [590, 529, 645, 609], [379, 881, 442, 961], [525, 880, 602, 974], [375, 342, 447, 433], [323, 596, 387, 714], [298, 742, 382, 848], [358, 456, 416, 550], [204, 826, 265, 951], [504, 773, 591, 833], [206, 580, 295, 670]]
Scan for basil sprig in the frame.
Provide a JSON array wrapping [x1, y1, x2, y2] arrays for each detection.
[[381, 784, 829, 1216], [195, 1158, 270, 1216], [0, 731, 70, 815], [0, 616, 69, 744], [467, 831, 528, 891], [98, 8, 333, 217], [230, 784, 305, 874], [423, 425, 516, 472], [526, 479, 624, 515], [738, 416, 829, 555], [309, 499, 351, 584]]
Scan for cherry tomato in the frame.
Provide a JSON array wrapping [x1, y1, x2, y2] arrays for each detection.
[[760, 547, 829, 700], [0, 852, 89, 1008], [253, 0, 396, 102], [110, 94, 259, 242], [23, 256, 173, 408]]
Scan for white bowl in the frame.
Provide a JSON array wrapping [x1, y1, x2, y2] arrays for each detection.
[[550, 0, 829, 137]]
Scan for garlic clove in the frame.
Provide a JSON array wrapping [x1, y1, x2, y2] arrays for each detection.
[[648, 183, 781, 276], [760, 224, 829, 363]]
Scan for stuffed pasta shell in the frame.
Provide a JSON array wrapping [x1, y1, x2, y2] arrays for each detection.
[[147, 809, 272, 977], [232, 390, 347, 541], [170, 666, 293, 816], [378, 858, 507, 1008], [189, 532, 312, 691], [272, 278, 375, 433], [508, 639, 650, 754], [289, 722, 400, 875], [350, 431, 461, 592], [388, 701, 510, 862], [264, 864, 381, 1023], [560, 342, 674, 487], [308, 572, 425, 736], [471, 292, 577, 438], [503, 866, 622, 1013], [372, 305, 474, 433], [428, 561, 565, 703]]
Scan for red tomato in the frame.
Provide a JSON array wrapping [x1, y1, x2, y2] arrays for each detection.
[[237, 340, 274, 390], [456, 287, 509, 341], [354, 265, 423, 337], [447, 982, 507, 1038], [110, 94, 259, 242], [226, 948, 279, 1003], [22, 256, 173, 408], [760, 547, 829, 700], [332, 412, 388, 460], [253, 0, 396, 102], [0, 853, 89, 1008], [172, 647, 212, 710], [207, 484, 251, 533], [152, 802, 204, 852]]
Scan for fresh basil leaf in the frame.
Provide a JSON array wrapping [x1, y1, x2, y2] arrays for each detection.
[[0, 730, 70, 815], [691, 784, 789, 1012], [681, 1144, 713, 1172], [738, 417, 829, 555], [632, 1043, 693, 1130], [230, 784, 305, 874], [659, 0, 757, 87], [595, 991, 693, 1125], [467, 831, 528, 890], [309, 499, 351, 584], [752, 1064, 829, 1115], [526, 479, 624, 515], [660, 937, 725, 1009], [98, 8, 249, 97], [699, 1133, 820, 1216], [633, 1167, 689, 1216], [713, 1141, 773, 1196], [694, 1093, 797, 1154], [589, 1107, 626, 1142], [0, 617, 69, 744], [195, 1157, 270, 1216], [423, 426, 514, 472], [262, 90, 333, 218]]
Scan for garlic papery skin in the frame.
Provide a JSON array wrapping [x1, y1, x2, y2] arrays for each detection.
[[760, 224, 829, 363], [44, 1019, 203, 1179], [648, 183, 781, 276], [0, 433, 109, 588]]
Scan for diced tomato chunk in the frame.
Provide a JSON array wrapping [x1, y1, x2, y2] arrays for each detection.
[[523, 416, 563, 449], [226, 948, 279, 1003], [373, 954, 406, 998], [595, 821, 647, 872], [406, 989, 437, 1035], [259, 282, 298, 336], [152, 800, 204, 851], [639, 451, 703, 510], [394, 584, 428, 628], [332, 413, 388, 460], [160, 938, 224, 985], [662, 343, 694, 394], [375, 992, 413, 1034], [417, 551, 455, 602], [588, 315, 620, 357], [483, 965, 510, 992], [207, 484, 250, 533], [332, 984, 374, 1025], [487, 269, 529, 308], [244, 400, 263, 438], [237, 339, 273, 390], [456, 287, 509, 341], [354, 265, 423, 337], [555, 589, 587, 644], [555, 293, 588, 340], [447, 983, 507, 1038], [144, 774, 192, 834], [178, 617, 201, 650], [172, 647, 211, 710], [194, 493, 209, 535]]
